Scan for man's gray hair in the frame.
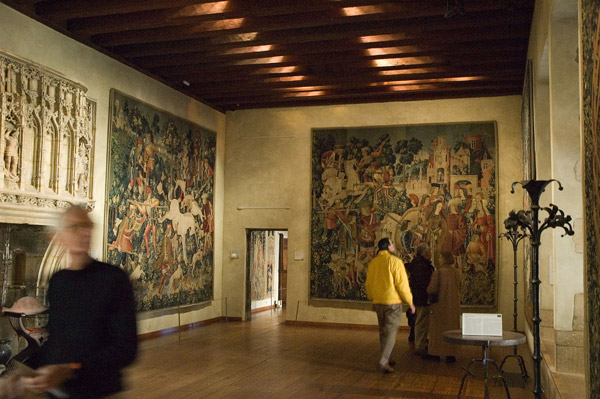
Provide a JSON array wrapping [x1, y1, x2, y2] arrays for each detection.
[[56, 204, 89, 231], [415, 243, 430, 257]]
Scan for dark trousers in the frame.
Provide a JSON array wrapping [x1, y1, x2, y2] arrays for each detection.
[[407, 308, 416, 340]]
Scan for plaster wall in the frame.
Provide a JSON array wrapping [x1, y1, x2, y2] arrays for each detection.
[[529, 1, 556, 315], [528, 0, 584, 333], [549, 17, 584, 332], [224, 96, 524, 329], [0, 3, 227, 334], [535, 80, 556, 313]]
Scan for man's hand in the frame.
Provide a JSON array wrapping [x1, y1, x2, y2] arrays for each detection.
[[21, 364, 73, 394], [409, 304, 416, 314]]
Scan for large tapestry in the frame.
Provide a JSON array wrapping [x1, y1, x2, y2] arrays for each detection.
[[249, 231, 275, 301], [105, 90, 216, 312], [311, 123, 497, 307], [582, 0, 600, 393]]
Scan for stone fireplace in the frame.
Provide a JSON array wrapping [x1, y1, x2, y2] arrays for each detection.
[[0, 51, 97, 364]]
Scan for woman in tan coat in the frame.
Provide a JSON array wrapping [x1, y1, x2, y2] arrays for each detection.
[[427, 251, 461, 362]]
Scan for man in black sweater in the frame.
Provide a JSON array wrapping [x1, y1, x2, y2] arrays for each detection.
[[405, 243, 435, 358], [1, 205, 138, 398]]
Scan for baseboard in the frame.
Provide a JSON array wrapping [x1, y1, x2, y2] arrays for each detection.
[[251, 305, 275, 313], [286, 319, 409, 330], [138, 316, 242, 340]]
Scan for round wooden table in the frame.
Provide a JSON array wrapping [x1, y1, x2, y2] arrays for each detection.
[[443, 330, 526, 399]]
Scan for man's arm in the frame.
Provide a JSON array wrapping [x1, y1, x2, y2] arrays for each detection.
[[427, 269, 440, 295], [393, 259, 414, 313]]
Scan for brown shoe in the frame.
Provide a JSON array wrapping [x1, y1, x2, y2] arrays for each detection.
[[378, 363, 395, 374]]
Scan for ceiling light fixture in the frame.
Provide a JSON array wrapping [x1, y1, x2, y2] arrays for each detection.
[[182, 80, 190, 86]]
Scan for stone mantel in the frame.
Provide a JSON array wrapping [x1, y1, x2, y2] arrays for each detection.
[[0, 50, 96, 226]]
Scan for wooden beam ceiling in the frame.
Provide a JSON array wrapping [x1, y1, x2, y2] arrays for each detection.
[[1, 0, 535, 111]]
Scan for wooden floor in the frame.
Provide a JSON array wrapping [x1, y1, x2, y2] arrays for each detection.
[[126, 310, 534, 399]]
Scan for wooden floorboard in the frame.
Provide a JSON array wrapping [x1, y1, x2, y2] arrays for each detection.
[[126, 309, 534, 399]]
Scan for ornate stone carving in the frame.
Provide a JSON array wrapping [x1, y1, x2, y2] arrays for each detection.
[[0, 52, 95, 225]]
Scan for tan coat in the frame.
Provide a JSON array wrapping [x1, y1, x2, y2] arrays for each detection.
[[427, 264, 461, 356]]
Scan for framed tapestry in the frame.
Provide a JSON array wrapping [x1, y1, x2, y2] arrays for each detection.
[[582, 0, 600, 392], [310, 123, 497, 307], [521, 59, 536, 329], [105, 90, 216, 312]]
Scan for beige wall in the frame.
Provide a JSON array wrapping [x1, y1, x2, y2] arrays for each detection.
[[524, 0, 585, 378], [528, 0, 583, 334], [1, 1, 560, 337], [0, 3, 227, 334], [549, 16, 583, 332], [224, 96, 525, 328]]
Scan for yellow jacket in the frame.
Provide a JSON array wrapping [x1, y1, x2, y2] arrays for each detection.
[[365, 250, 413, 306]]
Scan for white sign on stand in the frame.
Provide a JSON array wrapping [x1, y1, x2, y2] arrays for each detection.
[[462, 313, 503, 336]]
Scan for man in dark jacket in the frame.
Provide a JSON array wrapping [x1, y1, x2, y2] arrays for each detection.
[[0, 205, 138, 399], [405, 243, 435, 357]]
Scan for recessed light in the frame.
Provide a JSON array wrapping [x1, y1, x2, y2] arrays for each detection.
[[182, 80, 190, 87]]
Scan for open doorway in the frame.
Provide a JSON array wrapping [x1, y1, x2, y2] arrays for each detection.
[[245, 229, 288, 320]]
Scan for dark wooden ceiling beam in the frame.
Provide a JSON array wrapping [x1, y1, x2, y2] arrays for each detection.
[[212, 84, 523, 106], [214, 88, 522, 110], [1, 0, 534, 110], [91, 8, 533, 47], [37, 0, 401, 22], [172, 59, 526, 87], [195, 75, 524, 99], [205, 84, 524, 106], [171, 59, 524, 84], [112, 22, 531, 58], [35, 0, 218, 21], [166, 66, 527, 99], [166, 61, 526, 89], [0, 0, 41, 16], [187, 68, 525, 95], [66, 0, 438, 36], [151, 48, 526, 78], [133, 39, 527, 68], [210, 84, 523, 109]]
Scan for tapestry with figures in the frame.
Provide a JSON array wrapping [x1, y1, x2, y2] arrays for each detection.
[[311, 123, 497, 307], [582, 0, 600, 390], [249, 231, 276, 301], [105, 90, 216, 311]]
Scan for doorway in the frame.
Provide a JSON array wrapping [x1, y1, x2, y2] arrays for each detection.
[[245, 229, 288, 320]]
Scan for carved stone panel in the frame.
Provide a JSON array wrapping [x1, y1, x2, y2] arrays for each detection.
[[0, 51, 95, 225]]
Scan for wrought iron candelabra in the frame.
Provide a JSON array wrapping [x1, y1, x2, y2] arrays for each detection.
[[508, 180, 574, 399], [498, 218, 529, 384]]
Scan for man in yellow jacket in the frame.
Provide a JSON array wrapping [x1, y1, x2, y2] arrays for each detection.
[[366, 237, 415, 373]]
